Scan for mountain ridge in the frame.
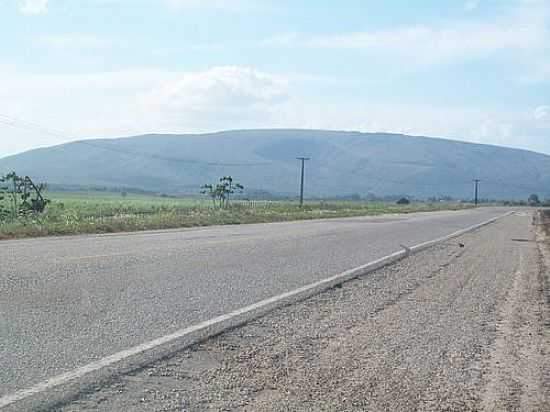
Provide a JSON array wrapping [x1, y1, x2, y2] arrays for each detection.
[[1, 129, 549, 200]]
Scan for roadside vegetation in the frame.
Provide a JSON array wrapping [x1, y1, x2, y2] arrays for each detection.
[[0, 172, 51, 231], [0, 185, 475, 240]]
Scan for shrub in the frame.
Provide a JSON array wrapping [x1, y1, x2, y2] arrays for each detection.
[[528, 194, 540, 206]]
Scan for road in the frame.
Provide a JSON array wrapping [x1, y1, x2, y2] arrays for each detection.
[[59, 210, 550, 411], [0, 207, 511, 403]]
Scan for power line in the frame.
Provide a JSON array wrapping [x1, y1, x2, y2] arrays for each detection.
[[74, 140, 271, 167], [0, 114, 271, 167], [360, 175, 546, 193]]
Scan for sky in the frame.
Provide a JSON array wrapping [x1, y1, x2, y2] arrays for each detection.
[[0, 0, 549, 157]]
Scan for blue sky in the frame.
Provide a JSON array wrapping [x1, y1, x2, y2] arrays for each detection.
[[0, 0, 549, 156]]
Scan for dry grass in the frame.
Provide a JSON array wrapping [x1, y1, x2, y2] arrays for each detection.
[[0, 192, 474, 240]]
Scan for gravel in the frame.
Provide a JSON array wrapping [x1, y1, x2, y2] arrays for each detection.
[[54, 212, 550, 411]]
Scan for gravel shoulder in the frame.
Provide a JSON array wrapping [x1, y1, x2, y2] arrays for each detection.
[[56, 211, 550, 411]]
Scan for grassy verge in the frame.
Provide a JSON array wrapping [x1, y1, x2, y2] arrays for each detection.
[[0, 192, 475, 240]]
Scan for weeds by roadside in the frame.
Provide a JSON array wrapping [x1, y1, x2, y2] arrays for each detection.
[[0, 193, 474, 240]]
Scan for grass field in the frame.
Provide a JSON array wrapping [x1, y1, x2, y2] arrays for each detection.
[[0, 191, 475, 240]]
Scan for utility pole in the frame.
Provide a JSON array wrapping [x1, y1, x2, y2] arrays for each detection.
[[297, 157, 310, 207], [474, 179, 481, 206]]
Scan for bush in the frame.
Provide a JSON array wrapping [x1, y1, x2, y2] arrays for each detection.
[[396, 197, 410, 205], [528, 194, 540, 206]]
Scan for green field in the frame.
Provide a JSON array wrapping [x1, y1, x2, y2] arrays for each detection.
[[0, 191, 474, 240]]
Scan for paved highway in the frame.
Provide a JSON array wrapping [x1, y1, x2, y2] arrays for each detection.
[[0, 207, 510, 399], [57, 211, 549, 411]]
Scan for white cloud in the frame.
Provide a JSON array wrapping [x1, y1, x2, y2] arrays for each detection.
[[138, 66, 288, 130], [262, 1, 550, 73], [534, 105, 550, 121], [272, 101, 550, 154], [0, 66, 289, 156], [1, 65, 549, 157], [305, 22, 543, 65], [0, 68, 169, 156], [18, 0, 48, 15]]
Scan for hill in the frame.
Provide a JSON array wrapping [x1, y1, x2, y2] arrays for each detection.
[[1, 129, 549, 200]]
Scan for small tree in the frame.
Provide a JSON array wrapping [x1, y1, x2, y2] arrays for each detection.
[[0, 172, 49, 222], [396, 197, 410, 205], [0, 179, 8, 222], [201, 184, 221, 207], [218, 176, 243, 207], [1, 172, 24, 220], [528, 193, 540, 206], [201, 176, 244, 208]]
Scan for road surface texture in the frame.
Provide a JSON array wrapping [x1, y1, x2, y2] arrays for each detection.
[[0, 207, 516, 405], [50, 210, 550, 412]]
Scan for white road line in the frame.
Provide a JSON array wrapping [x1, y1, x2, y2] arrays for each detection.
[[0, 211, 514, 409]]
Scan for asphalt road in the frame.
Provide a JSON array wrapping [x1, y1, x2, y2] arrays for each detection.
[[59, 210, 548, 411], [0, 207, 511, 400]]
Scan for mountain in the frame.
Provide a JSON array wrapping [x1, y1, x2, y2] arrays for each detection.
[[1, 129, 549, 200]]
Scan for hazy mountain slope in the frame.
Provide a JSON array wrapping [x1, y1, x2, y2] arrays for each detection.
[[1, 129, 549, 200]]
